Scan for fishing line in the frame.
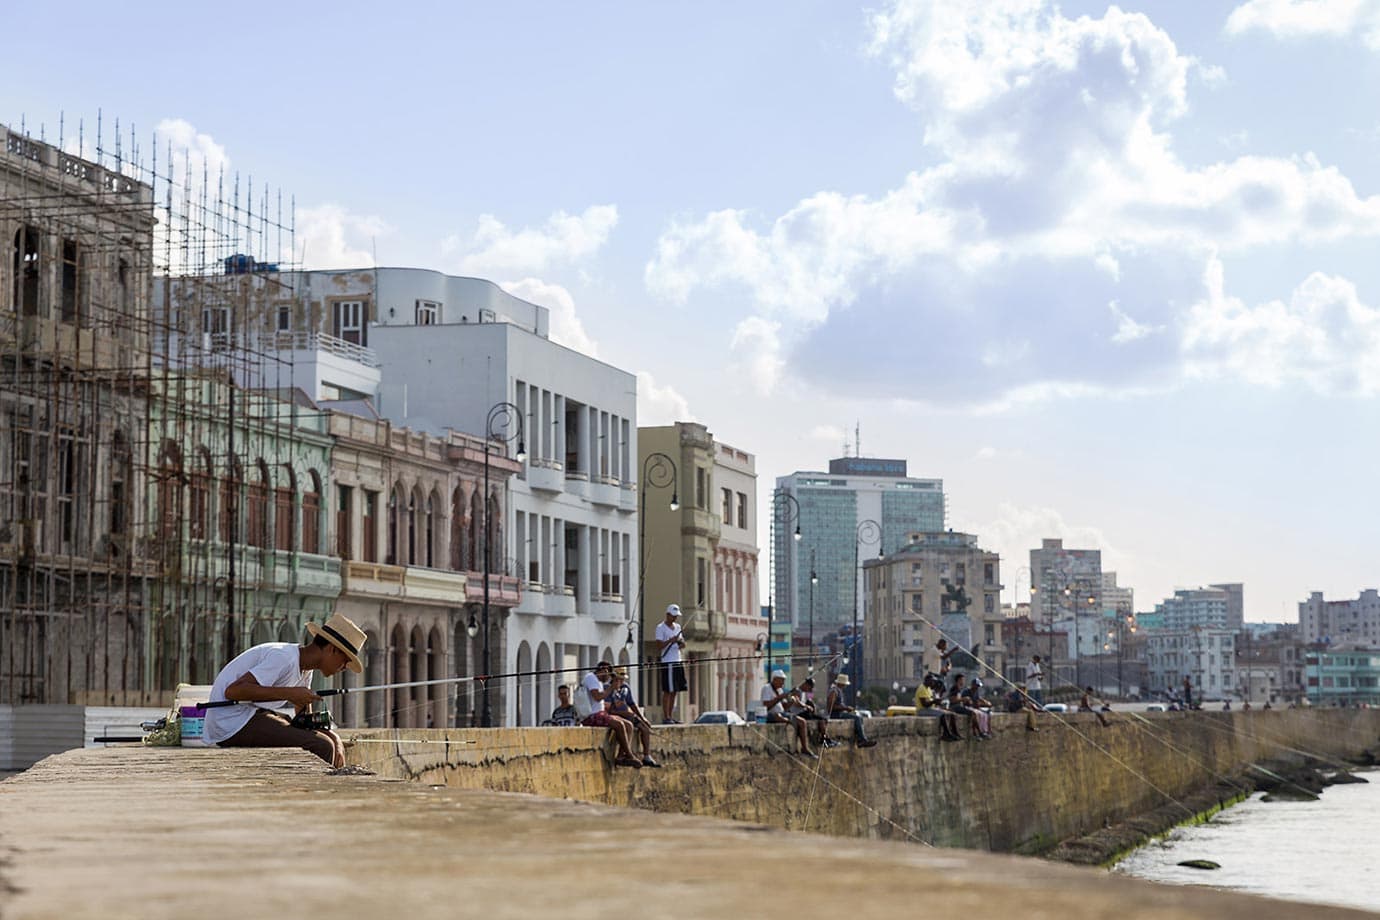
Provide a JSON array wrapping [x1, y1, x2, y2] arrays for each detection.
[[912, 612, 1201, 820]]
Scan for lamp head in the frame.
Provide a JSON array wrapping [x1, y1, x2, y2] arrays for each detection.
[[466, 613, 479, 639], [515, 440, 527, 464], [793, 526, 801, 542], [669, 493, 679, 512]]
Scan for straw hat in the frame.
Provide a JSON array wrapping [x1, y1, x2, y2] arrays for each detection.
[[834, 673, 851, 687], [306, 612, 366, 673]]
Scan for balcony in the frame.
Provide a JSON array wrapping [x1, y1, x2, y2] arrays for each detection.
[[589, 475, 622, 508], [462, 570, 522, 608], [683, 508, 720, 541], [343, 561, 405, 598], [590, 594, 627, 623], [563, 471, 590, 500], [527, 458, 564, 493], [619, 483, 637, 512], [209, 330, 380, 368]]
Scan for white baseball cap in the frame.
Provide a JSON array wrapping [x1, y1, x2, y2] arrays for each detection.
[[666, 604, 681, 617], [771, 669, 787, 680]]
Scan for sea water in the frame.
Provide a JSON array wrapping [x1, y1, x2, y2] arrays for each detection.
[[1113, 773, 1379, 913]]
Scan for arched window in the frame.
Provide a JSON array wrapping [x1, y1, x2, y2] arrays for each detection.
[[302, 471, 322, 554], [189, 448, 212, 540], [248, 461, 271, 549], [12, 225, 40, 316], [450, 486, 466, 571], [157, 441, 183, 543], [274, 464, 295, 551], [425, 490, 438, 568], [386, 487, 400, 565], [486, 491, 502, 571], [406, 489, 418, 566], [467, 490, 482, 571], [110, 432, 131, 536], [219, 458, 242, 544]]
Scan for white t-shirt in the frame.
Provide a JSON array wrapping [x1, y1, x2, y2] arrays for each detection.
[[1025, 660, 1043, 692], [761, 682, 785, 717], [655, 621, 683, 663], [203, 643, 310, 744], [575, 670, 605, 719]]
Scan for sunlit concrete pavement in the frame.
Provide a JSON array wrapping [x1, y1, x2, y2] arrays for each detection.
[[0, 746, 1371, 920]]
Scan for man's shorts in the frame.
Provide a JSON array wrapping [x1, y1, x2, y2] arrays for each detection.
[[582, 711, 618, 727], [660, 661, 688, 694]]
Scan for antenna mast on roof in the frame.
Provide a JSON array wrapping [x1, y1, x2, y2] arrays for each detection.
[[855, 421, 861, 459]]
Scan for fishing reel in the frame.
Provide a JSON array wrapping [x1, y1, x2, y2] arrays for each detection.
[[291, 707, 334, 732]]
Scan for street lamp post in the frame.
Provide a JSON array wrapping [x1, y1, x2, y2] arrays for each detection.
[[636, 451, 678, 702], [481, 401, 524, 728], [808, 550, 818, 667], [767, 489, 801, 675], [852, 519, 881, 703]]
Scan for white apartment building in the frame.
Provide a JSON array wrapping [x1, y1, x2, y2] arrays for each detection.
[[156, 265, 637, 726], [1154, 587, 1230, 631], [1299, 589, 1380, 646], [1030, 538, 1102, 628], [1145, 628, 1236, 701]]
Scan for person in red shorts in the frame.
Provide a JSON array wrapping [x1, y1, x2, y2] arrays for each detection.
[[575, 660, 641, 767]]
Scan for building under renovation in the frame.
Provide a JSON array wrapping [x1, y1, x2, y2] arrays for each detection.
[[1, 121, 515, 732]]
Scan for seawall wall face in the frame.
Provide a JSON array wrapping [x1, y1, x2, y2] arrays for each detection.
[[342, 709, 1380, 852]]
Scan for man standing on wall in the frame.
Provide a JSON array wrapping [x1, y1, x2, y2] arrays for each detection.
[[1025, 654, 1045, 706], [656, 603, 688, 724]]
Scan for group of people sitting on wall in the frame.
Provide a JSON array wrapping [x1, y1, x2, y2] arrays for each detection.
[[550, 660, 662, 769], [759, 670, 878, 758]]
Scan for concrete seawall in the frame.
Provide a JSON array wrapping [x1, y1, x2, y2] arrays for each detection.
[[343, 708, 1380, 854]]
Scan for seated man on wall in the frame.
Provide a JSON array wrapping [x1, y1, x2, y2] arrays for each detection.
[[576, 660, 642, 768], [761, 670, 817, 758], [786, 676, 835, 748], [606, 667, 661, 767], [826, 674, 877, 748], [548, 684, 579, 726], [203, 611, 366, 767]]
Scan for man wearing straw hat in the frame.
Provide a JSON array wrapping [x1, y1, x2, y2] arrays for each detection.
[[203, 612, 367, 767]]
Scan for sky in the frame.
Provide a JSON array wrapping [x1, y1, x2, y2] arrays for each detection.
[[7, 0, 1380, 623]]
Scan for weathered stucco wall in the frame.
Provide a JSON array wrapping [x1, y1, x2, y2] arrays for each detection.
[[342, 709, 1380, 853]]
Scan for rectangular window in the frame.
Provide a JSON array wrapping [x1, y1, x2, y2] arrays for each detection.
[[721, 488, 733, 525], [697, 556, 707, 607], [276, 306, 291, 332], [737, 492, 748, 530], [61, 239, 84, 324], [361, 489, 378, 562], [333, 300, 366, 345], [415, 300, 440, 325], [696, 467, 707, 509], [202, 306, 230, 335], [336, 486, 353, 560]]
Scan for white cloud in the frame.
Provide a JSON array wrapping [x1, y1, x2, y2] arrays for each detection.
[[975, 446, 999, 460], [1183, 257, 1380, 394], [448, 205, 618, 276], [1225, 0, 1380, 49], [812, 425, 847, 445], [155, 118, 231, 184], [295, 204, 389, 270], [644, 0, 1380, 407], [1109, 300, 1156, 344], [729, 316, 787, 394], [636, 371, 695, 426], [500, 278, 600, 357]]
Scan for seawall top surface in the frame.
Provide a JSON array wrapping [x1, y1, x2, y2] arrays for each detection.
[[0, 745, 1372, 920]]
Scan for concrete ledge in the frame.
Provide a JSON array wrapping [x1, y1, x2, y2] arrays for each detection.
[[340, 709, 1380, 852], [2, 746, 1373, 920]]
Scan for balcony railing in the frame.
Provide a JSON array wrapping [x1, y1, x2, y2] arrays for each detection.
[[206, 331, 381, 367]]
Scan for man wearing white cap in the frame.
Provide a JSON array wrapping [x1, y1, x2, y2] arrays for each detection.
[[655, 603, 688, 723], [761, 669, 816, 757], [204, 611, 366, 767]]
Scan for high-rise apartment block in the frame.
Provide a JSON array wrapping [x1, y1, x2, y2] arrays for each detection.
[[773, 458, 944, 640], [1299, 589, 1380, 646]]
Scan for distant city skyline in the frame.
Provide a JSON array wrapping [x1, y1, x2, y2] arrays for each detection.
[[6, 0, 1379, 621]]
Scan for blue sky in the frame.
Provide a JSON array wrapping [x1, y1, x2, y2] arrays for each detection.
[[8, 0, 1380, 622]]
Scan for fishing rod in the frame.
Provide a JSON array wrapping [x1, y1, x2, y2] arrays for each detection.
[[198, 648, 843, 709]]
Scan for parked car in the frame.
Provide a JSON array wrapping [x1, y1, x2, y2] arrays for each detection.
[[1145, 703, 1167, 712], [1043, 702, 1068, 713], [694, 710, 746, 725]]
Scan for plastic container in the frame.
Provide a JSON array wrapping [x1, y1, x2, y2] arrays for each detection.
[[179, 705, 209, 747]]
